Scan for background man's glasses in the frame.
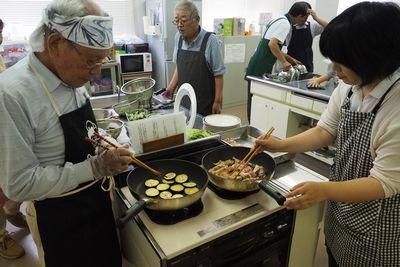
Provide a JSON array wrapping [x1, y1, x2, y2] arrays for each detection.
[[172, 18, 190, 25]]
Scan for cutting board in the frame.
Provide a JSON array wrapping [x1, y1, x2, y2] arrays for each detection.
[[127, 112, 187, 154]]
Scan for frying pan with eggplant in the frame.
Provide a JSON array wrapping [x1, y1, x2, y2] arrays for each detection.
[[117, 159, 208, 228]]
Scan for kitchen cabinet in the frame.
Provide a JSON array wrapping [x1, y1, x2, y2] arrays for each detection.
[[249, 78, 330, 139], [250, 95, 289, 139], [249, 77, 334, 165]]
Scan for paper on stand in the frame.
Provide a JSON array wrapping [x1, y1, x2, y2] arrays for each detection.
[[127, 112, 187, 154]]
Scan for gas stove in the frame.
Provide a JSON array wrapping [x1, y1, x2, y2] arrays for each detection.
[[115, 137, 327, 267]]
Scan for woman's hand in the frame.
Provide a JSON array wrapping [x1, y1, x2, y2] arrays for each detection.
[[255, 136, 284, 153], [307, 77, 322, 88], [284, 182, 327, 210]]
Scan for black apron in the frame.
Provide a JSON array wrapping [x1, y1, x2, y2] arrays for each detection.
[[29, 69, 122, 266], [177, 31, 215, 116], [245, 15, 289, 121], [287, 22, 313, 72], [325, 78, 400, 266]]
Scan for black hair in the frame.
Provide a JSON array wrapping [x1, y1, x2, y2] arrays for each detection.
[[288, 2, 311, 17], [320, 2, 400, 86], [0, 19, 3, 30]]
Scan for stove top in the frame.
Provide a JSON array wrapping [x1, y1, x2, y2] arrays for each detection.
[[117, 160, 328, 259], [144, 200, 204, 225]]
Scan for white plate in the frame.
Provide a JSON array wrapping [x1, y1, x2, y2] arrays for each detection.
[[203, 114, 241, 128]]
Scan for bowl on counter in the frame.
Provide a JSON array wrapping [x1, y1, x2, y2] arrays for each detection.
[[112, 99, 140, 116], [96, 118, 125, 139], [203, 114, 241, 133], [92, 108, 113, 121], [120, 78, 156, 108]]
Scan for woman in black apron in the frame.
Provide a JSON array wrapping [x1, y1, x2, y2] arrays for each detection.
[[255, 3, 400, 266]]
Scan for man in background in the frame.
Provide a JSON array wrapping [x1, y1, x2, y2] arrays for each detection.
[[163, 0, 226, 116], [285, 2, 328, 73], [245, 2, 311, 121]]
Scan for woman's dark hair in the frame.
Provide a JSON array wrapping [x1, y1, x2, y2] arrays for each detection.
[[320, 2, 400, 86], [288, 2, 311, 17], [0, 19, 3, 29]]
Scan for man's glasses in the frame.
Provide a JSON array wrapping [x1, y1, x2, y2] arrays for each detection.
[[69, 42, 108, 73], [172, 18, 190, 25]]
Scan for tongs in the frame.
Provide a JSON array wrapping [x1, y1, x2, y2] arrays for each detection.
[[85, 132, 162, 176]]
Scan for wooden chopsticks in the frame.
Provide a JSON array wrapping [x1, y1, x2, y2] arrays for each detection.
[[234, 127, 275, 176], [87, 132, 162, 176]]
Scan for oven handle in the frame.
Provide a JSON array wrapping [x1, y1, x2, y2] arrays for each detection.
[[217, 237, 258, 264]]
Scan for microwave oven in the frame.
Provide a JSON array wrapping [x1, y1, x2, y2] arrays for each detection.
[[117, 53, 152, 74]]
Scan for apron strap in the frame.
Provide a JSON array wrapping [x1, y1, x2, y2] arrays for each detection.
[[371, 77, 400, 114], [28, 62, 62, 117], [178, 35, 184, 49], [200, 32, 212, 54]]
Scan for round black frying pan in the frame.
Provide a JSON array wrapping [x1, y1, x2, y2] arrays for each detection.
[[202, 147, 286, 205], [117, 159, 208, 228]]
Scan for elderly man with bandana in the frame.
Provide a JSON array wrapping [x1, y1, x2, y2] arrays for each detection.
[[0, 0, 132, 266]]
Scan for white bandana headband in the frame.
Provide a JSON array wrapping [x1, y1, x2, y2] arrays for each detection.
[[29, 8, 113, 52]]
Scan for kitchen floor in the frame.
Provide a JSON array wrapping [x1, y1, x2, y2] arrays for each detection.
[[1, 104, 328, 267]]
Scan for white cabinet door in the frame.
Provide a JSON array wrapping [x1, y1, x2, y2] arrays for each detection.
[[250, 96, 289, 139]]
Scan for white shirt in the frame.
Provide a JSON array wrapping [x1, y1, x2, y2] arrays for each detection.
[[263, 16, 291, 44], [0, 53, 94, 201], [318, 68, 400, 197], [285, 20, 324, 48]]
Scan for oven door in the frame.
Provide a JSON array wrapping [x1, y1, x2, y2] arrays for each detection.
[[119, 54, 145, 74], [210, 237, 290, 267]]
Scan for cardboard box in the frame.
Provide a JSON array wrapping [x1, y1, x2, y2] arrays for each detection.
[[213, 18, 225, 35], [223, 18, 233, 36], [233, 17, 246, 36]]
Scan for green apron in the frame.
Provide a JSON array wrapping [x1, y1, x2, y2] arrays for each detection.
[[245, 17, 288, 77]]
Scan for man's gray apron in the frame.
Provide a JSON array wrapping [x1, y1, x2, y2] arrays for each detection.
[[325, 78, 400, 266], [177, 31, 215, 116]]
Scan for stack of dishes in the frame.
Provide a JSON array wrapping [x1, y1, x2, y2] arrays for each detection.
[[203, 114, 241, 133]]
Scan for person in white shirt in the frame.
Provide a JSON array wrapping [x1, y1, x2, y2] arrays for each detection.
[[256, 2, 400, 266], [285, 2, 328, 73], [245, 2, 311, 121]]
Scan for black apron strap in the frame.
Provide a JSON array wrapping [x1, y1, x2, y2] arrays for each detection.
[[178, 36, 184, 49], [371, 77, 400, 114], [200, 32, 212, 54]]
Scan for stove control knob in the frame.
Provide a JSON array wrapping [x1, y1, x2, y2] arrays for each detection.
[[263, 230, 275, 238], [277, 223, 289, 232]]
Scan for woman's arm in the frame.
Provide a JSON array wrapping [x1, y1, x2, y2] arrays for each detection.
[[256, 125, 335, 154]]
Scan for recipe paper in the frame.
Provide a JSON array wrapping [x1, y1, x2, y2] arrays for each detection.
[[127, 112, 187, 154]]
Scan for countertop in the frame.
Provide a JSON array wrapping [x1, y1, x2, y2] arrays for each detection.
[[247, 75, 335, 102]]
